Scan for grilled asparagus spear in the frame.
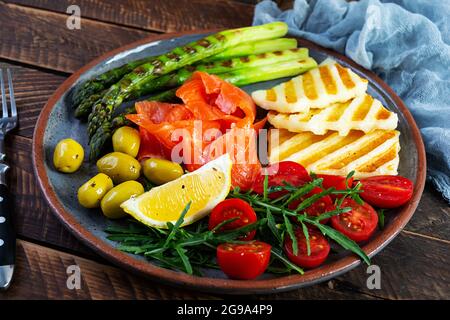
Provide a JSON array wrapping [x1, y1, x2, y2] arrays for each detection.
[[75, 47, 307, 119], [73, 37, 296, 111], [72, 58, 149, 108], [92, 58, 317, 159], [87, 22, 288, 141], [203, 38, 297, 62]]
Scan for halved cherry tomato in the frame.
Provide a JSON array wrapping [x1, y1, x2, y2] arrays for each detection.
[[331, 198, 378, 242], [251, 162, 311, 198], [217, 241, 271, 280], [284, 228, 330, 269], [358, 175, 413, 208], [288, 187, 335, 224], [208, 199, 257, 240], [317, 174, 353, 200]]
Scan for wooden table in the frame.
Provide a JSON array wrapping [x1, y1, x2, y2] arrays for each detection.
[[0, 0, 448, 300]]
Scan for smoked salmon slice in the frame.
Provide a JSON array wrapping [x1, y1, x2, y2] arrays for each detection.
[[127, 71, 265, 190]]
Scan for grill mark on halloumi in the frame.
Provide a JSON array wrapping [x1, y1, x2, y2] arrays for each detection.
[[251, 59, 368, 113], [267, 94, 398, 136], [269, 129, 400, 178], [266, 89, 277, 102], [336, 63, 355, 89], [319, 66, 337, 94], [376, 107, 391, 120], [325, 130, 396, 169], [352, 94, 373, 121], [288, 132, 363, 167], [284, 80, 297, 103], [357, 143, 399, 172], [269, 130, 331, 162], [302, 72, 318, 100]]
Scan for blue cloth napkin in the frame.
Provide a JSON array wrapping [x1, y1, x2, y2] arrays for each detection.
[[254, 0, 450, 203]]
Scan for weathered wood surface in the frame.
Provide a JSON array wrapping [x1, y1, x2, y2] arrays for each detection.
[[0, 2, 152, 73], [5, 0, 254, 33], [0, 0, 448, 300]]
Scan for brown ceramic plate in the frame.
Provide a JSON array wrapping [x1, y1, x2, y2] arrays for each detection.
[[32, 31, 426, 294]]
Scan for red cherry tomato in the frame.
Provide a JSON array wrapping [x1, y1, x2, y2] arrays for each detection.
[[317, 174, 353, 199], [288, 187, 335, 224], [216, 241, 271, 280], [331, 198, 378, 242], [358, 175, 414, 208], [208, 199, 257, 240], [284, 228, 330, 269], [252, 162, 310, 198]]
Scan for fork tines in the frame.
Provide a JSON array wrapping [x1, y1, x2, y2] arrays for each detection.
[[0, 69, 17, 131]]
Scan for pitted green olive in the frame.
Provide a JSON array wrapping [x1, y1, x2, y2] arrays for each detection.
[[77, 173, 113, 208], [100, 181, 144, 219], [96, 152, 141, 184], [112, 126, 140, 158], [142, 158, 184, 185], [53, 138, 84, 173]]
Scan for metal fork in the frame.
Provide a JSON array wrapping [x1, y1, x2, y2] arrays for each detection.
[[0, 68, 17, 290]]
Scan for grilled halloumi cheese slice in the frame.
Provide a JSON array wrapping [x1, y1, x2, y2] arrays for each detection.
[[268, 129, 400, 178], [268, 94, 398, 136], [252, 59, 368, 113]]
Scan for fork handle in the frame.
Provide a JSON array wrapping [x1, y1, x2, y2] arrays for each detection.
[[0, 184, 15, 266]]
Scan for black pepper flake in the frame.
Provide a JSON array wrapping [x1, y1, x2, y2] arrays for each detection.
[[215, 34, 226, 41], [183, 46, 197, 54], [181, 185, 185, 189], [220, 60, 233, 67], [134, 66, 146, 75], [197, 39, 211, 48], [167, 53, 180, 61]]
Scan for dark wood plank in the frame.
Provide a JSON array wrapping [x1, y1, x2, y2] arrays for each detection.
[[257, 232, 450, 300], [0, 240, 218, 299], [6, 0, 254, 33], [406, 183, 450, 240], [0, 62, 66, 138], [0, 2, 152, 73]]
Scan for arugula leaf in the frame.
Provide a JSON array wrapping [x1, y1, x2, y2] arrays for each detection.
[[378, 209, 385, 229], [271, 247, 304, 275], [266, 209, 282, 245], [314, 206, 352, 222], [283, 178, 323, 207], [175, 246, 193, 275], [293, 187, 334, 213], [283, 212, 298, 255], [163, 201, 191, 247], [300, 220, 311, 256], [306, 218, 371, 265], [263, 174, 269, 202]]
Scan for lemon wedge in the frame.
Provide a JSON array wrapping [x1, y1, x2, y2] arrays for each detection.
[[121, 154, 232, 229]]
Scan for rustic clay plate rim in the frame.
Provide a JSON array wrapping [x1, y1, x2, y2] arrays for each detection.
[[32, 31, 426, 295]]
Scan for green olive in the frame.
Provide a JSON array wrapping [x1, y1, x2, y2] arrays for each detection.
[[77, 173, 113, 208], [96, 152, 141, 184], [53, 138, 84, 173], [112, 126, 140, 158], [100, 181, 144, 219], [142, 158, 184, 185]]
